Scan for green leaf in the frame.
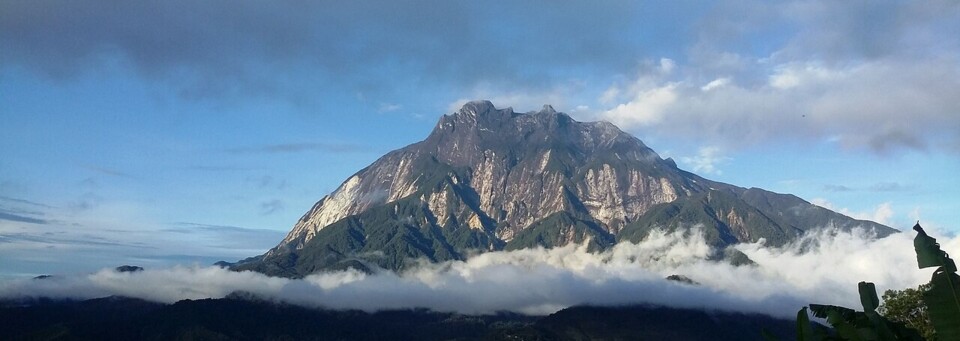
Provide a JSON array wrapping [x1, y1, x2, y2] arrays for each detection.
[[830, 312, 865, 341], [809, 304, 864, 341], [923, 270, 960, 340], [809, 304, 856, 321], [859, 282, 901, 340], [913, 223, 957, 272], [864, 311, 902, 341], [859, 281, 879, 312], [796, 307, 819, 341]]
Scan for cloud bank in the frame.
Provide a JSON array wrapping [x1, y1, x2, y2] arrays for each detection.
[[597, 58, 960, 154], [0, 1, 667, 99], [590, 1, 960, 154], [4, 228, 955, 318], [3, 1, 956, 154]]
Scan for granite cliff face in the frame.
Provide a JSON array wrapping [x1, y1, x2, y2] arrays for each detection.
[[234, 100, 895, 277]]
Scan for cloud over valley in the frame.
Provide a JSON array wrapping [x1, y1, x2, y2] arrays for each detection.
[[4, 228, 955, 318]]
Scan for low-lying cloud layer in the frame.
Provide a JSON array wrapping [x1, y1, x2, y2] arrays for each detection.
[[4, 228, 956, 318]]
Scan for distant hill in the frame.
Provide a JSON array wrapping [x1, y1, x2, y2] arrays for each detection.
[[234, 100, 895, 277], [0, 296, 803, 340]]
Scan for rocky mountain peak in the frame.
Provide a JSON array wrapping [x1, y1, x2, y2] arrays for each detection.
[[234, 101, 897, 277], [424, 101, 664, 171], [458, 100, 498, 116], [538, 104, 556, 114], [444, 100, 517, 127], [433, 101, 625, 145]]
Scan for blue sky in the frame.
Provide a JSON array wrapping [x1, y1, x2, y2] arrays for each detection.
[[1, 0, 958, 277]]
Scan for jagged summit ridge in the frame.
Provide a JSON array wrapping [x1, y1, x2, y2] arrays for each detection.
[[238, 101, 895, 277], [457, 99, 500, 116], [428, 101, 659, 168], [539, 104, 556, 114], [278, 101, 681, 251]]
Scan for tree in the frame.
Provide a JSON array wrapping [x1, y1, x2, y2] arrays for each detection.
[[878, 284, 935, 341]]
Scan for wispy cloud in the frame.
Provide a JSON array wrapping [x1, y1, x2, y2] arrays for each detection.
[[0, 215, 285, 276], [679, 146, 730, 175], [159, 222, 285, 250], [821, 182, 911, 193], [183, 165, 262, 172], [0, 211, 48, 224], [161, 222, 277, 233], [378, 103, 402, 113], [0, 196, 55, 209], [868, 182, 908, 192], [244, 175, 287, 190], [823, 184, 853, 192], [0, 231, 141, 248], [225, 143, 373, 154], [0, 199, 52, 224], [259, 200, 284, 215], [82, 165, 135, 178], [810, 199, 895, 225]]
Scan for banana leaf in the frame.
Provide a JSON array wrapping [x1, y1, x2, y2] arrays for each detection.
[[914, 223, 960, 340], [913, 223, 957, 272], [810, 304, 864, 341], [795, 307, 821, 341], [860, 282, 880, 312], [923, 269, 960, 340]]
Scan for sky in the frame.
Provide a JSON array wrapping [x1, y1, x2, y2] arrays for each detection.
[[1, 0, 959, 277]]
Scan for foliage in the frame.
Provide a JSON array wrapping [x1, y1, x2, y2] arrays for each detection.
[[785, 223, 960, 341], [879, 284, 935, 341], [912, 223, 960, 340], [804, 282, 923, 341]]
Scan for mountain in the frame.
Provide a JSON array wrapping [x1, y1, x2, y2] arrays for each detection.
[[232, 100, 895, 277], [0, 296, 802, 340]]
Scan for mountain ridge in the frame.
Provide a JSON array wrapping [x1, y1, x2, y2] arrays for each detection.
[[233, 100, 894, 277], [0, 295, 801, 340]]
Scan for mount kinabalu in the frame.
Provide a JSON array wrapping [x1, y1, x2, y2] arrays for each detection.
[[233, 100, 896, 277]]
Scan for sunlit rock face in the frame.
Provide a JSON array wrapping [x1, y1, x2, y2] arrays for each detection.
[[239, 100, 895, 277]]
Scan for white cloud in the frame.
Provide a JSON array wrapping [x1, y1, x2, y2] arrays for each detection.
[[679, 146, 731, 175], [659, 58, 676, 74], [768, 63, 844, 90], [810, 199, 894, 225], [701, 77, 730, 91], [599, 86, 620, 104], [3, 228, 953, 319], [871, 203, 895, 226], [583, 2, 960, 154], [602, 83, 678, 128], [808, 198, 833, 209], [378, 103, 402, 113], [597, 58, 960, 153], [767, 71, 799, 89]]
